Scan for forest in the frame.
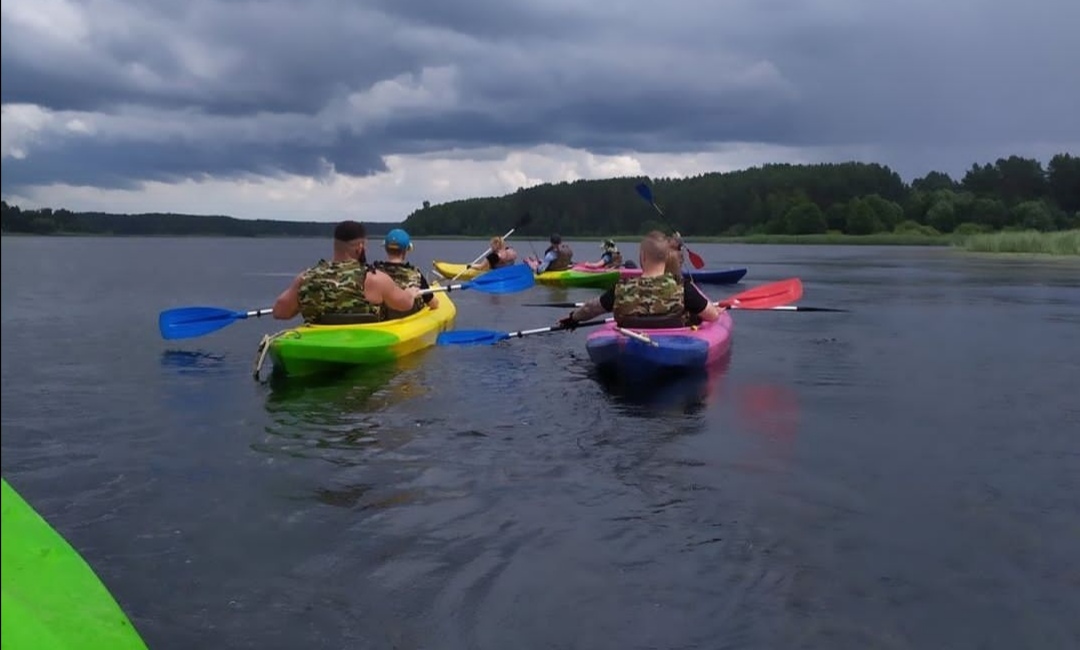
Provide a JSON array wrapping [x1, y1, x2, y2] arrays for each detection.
[[401, 153, 1080, 238], [0, 203, 401, 237], [2, 153, 1077, 239]]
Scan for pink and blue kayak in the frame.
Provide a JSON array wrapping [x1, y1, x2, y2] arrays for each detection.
[[572, 265, 747, 285], [585, 310, 735, 377]]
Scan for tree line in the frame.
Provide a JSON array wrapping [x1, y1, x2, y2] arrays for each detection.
[[3, 153, 1077, 238], [0, 203, 402, 237], [401, 153, 1080, 237]]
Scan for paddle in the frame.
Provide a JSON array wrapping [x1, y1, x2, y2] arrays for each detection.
[[421, 263, 535, 295], [521, 278, 830, 312], [717, 277, 802, 310], [525, 301, 846, 313], [449, 212, 533, 282], [159, 265, 534, 341], [159, 306, 273, 340], [634, 182, 706, 269], [437, 317, 614, 346]]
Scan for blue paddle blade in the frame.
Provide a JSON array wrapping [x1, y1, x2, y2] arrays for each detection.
[[158, 306, 247, 340], [460, 263, 535, 294], [436, 330, 511, 346], [634, 182, 653, 202]]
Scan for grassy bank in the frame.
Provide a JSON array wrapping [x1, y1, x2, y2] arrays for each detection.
[[954, 229, 1080, 256], [682, 232, 951, 246], [413, 232, 952, 246]]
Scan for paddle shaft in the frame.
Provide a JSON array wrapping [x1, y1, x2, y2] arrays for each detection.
[[245, 309, 274, 318], [449, 225, 518, 282], [615, 326, 659, 346], [509, 317, 613, 339], [526, 301, 839, 312]]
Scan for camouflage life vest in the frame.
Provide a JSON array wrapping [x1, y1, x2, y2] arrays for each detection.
[[545, 243, 574, 272], [296, 259, 383, 324], [373, 260, 425, 318], [612, 273, 685, 328]]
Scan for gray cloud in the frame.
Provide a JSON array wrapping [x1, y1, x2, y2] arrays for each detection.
[[2, 0, 1078, 194]]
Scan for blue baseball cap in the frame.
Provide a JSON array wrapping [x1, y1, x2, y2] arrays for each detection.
[[384, 228, 412, 251]]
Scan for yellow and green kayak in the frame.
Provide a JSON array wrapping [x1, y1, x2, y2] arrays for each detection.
[[432, 261, 619, 289], [267, 287, 458, 378], [1, 478, 148, 650]]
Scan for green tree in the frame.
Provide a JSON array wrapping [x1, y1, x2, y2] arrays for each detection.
[[783, 201, 827, 234], [845, 198, 883, 234]]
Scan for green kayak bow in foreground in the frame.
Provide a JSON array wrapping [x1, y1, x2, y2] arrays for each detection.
[[1, 478, 148, 649]]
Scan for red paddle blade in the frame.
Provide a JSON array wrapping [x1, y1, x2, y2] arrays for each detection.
[[686, 248, 705, 269], [719, 278, 803, 310]]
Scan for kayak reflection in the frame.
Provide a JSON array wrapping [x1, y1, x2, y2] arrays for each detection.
[[256, 354, 429, 467], [590, 347, 733, 415]]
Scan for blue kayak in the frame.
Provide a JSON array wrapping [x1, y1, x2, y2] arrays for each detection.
[[596, 266, 747, 285], [681, 267, 747, 284]]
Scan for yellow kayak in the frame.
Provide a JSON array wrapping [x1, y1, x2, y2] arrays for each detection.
[[432, 260, 486, 281], [432, 260, 619, 289], [265, 286, 458, 378]]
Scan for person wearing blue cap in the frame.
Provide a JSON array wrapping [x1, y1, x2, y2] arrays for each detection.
[[373, 228, 439, 319], [272, 220, 423, 325]]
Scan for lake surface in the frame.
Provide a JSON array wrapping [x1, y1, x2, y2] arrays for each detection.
[[2, 235, 1078, 650]]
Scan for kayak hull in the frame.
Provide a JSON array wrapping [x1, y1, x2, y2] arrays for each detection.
[[432, 260, 487, 281], [572, 264, 748, 285], [434, 260, 619, 289], [268, 287, 458, 378], [585, 311, 734, 379], [1, 478, 148, 649], [534, 269, 620, 289]]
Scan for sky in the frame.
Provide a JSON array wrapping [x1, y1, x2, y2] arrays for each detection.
[[2, 0, 1078, 222]]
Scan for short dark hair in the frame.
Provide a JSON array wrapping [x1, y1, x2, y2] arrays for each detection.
[[334, 220, 366, 242], [549, 233, 562, 244]]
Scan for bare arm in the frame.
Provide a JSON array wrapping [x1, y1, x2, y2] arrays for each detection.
[[272, 273, 303, 320], [365, 271, 422, 312], [697, 303, 722, 322], [569, 291, 612, 323], [686, 282, 721, 322]]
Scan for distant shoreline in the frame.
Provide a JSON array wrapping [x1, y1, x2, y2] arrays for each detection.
[[4, 229, 1077, 256]]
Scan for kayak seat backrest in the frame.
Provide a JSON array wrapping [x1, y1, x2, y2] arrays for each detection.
[[615, 313, 687, 330], [315, 312, 382, 325]]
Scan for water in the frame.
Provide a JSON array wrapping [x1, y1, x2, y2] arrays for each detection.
[[2, 235, 1078, 649]]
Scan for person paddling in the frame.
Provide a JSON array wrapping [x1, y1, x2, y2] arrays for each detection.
[[525, 233, 574, 274], [578, 239, 632, 269], [469, 235, 518, 272], [373, 228, 440, 319], [557, 231, 720, 330], [272, 220, 421, 325]]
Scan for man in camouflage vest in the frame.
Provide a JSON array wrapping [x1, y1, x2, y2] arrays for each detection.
[[272, 220, 423, 325], [557, 231, 721, 329], [373, 228, 440, 320]]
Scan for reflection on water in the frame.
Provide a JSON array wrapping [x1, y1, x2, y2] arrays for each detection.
[[256, 355, 429, 467], [159, 349, 229, 374], [591, 348, 733, 416], [733, 383, 802, 443]]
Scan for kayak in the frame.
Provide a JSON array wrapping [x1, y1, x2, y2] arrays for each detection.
[[434, 260, 619, 289], [266, 287, 457, 378], [534, 269, 620, 289], [585, 310, 735, 378], [572, 264, 748, 285], [1, 478, 148, 649], [432, 260, 488, 281]]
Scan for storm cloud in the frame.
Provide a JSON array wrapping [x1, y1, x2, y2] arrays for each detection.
[[2, 0, 1078, 218]]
